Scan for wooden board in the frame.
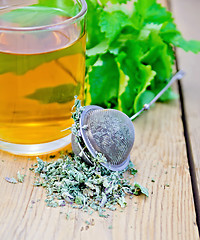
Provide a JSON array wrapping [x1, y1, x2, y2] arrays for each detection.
[[170, 0, 200, 214], [0, 0, 199, 239], [0, 100, 199, 240]]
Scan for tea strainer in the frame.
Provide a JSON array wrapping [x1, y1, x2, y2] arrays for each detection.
[[71, 70, 185, 171]]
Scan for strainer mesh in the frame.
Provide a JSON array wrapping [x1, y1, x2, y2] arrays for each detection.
[[83, 109, 135, 165]]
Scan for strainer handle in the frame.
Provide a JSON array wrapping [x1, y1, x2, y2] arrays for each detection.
[[130, 70, 185, 121]]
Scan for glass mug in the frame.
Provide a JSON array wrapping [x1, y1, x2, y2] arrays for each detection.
[[0, 0, 87, 155]]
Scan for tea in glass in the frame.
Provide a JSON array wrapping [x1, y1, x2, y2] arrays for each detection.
[[0, 0, 87, 154]]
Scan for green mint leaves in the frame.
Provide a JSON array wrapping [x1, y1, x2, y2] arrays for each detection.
[[0, 38, 83, 75], [99, 11, 132, 42], [87, 53, 120, 107], [26, 84, 81, 104], [0, 7, 69, 27], [85, 0, 200, 116]]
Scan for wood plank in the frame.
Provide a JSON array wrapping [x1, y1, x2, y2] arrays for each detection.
[[0, 1, 199, 240], [170, 0, 200, 222], [0, 99, 199, 239]]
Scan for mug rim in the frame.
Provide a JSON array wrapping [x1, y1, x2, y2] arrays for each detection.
[[0, 0, 87, 32]]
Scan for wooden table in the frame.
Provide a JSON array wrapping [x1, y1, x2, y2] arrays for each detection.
[[0, 0, 199, 239]]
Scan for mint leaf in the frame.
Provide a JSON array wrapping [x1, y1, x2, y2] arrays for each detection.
[[99, 11, 131, 43], [26, 84, 80, 104], [133, 65, 156, 113], [160, 22, 180, 37], [171, 36, 200, 54], [87, 52, 119, 107], [0, 2, 84, 78], [145, 3, 173, 24], [86, 40, 109, 57], [110, 0, 131, 4], [134, 90, 155, 112], [0, 0, 78, 28], [0, 6, 69, 27], [117, 40, 155, 116], [86, 0, 105, 49], [133, 182, 149, 197], [35, 0, 78, 16], [160, 22, 200, 53], [100, 0, 131, 5], [131, 0, 156, 29], [140, 31, 172, 81], [86, 55, 99, 69], [159, 88, 178, 102], [0, 40, 83, 75]]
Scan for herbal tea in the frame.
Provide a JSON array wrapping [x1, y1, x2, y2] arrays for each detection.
[[0, 6, 86, 148]]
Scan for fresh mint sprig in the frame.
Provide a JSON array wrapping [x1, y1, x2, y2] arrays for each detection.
[[85, 0, 200, 116]]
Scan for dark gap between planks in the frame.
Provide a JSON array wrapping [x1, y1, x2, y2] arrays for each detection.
[[175, 56, 200, 235], [166, 0, 200, 234]]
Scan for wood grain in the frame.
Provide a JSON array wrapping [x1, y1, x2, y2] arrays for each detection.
[[0, 0, 199, 239], [170, 0, 200, 214], [0, 99, 199, 240]]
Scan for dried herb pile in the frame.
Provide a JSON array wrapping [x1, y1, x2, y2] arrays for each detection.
[[33, 154, 147, 217], [32, 98, 148, 217]]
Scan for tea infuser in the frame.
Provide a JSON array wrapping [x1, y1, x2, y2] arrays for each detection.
[[71, 70, 185, 171]]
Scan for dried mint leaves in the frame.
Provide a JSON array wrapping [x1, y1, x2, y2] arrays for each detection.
[[31, 97, 148, 217]]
